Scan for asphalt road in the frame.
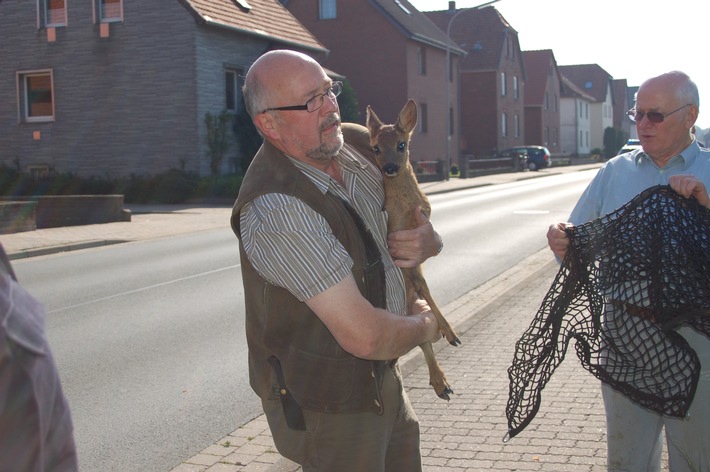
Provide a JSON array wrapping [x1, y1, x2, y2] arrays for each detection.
[[12, 167, 597, 471]]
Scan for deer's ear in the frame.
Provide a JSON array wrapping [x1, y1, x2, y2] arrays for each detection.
[[366, 105, 382, 135], [396, 99, 418, 134]]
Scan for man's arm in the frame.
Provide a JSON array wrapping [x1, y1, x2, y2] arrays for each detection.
[[305, 273, 440, 360]]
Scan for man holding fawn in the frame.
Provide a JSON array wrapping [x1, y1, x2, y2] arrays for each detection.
[[231, 49, 443, 471]]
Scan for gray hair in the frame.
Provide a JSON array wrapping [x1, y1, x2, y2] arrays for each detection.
[[673, 71, 700, 108]]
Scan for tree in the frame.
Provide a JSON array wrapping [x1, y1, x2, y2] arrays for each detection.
[[204, 110, 233, 175], [337, 79, 360, 123]]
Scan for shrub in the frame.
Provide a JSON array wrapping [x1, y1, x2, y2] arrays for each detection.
[[0, 162, 243, 204]]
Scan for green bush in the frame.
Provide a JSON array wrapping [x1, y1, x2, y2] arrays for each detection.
[[0, 162, 243, 204]]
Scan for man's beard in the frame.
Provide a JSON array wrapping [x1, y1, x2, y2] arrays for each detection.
[[306, 114, 344, 162]]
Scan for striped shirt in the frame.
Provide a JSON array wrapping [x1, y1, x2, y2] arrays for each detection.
[[239, 143, 407, 315]]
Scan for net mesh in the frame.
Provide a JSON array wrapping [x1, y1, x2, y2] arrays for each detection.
[[506, 185, 710, 439]]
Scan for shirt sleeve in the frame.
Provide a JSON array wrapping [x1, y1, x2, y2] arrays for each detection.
[[239, 193, 353, 301]]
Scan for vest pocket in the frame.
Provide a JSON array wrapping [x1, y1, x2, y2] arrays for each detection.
[[281, 346, 358, 406]]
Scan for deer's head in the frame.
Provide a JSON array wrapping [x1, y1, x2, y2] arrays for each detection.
[[366, 99, 418, 177]]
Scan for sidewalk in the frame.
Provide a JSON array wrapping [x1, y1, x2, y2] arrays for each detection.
[[170, 249, 621, 472], [4, 162, 663, 471]]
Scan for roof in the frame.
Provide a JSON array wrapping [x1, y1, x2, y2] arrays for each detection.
[[559, 74, 596, 102], [558, 63, 613, 103], [424, 6, 519, 72], [522, 49, 558, 106], [370, 0, 465, 54], [181, 0, 326, 54]]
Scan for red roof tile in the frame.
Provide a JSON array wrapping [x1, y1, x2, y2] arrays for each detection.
[[558, 64, 612, 104], [522, 49, 557, 106], [425, 6, 517, 72], [183, 0, 326, 53]]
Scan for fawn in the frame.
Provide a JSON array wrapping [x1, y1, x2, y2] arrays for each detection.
[[366, 99, 461, 400]]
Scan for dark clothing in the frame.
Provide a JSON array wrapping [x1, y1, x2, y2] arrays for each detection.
[[231, 124, 389, 415]]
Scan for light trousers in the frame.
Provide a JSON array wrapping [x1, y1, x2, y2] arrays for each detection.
[[603, 326, 710, 472]]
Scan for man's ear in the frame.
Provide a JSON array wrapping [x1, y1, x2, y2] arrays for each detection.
[[686, 104, 699, 129], [254, 112, 280, 141]]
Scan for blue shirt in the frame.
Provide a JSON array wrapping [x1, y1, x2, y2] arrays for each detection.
[[569, 140, 710, 225]]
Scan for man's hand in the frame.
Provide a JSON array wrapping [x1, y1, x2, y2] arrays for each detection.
[[669, 174, 710, 208], [547, 222, 571, 260], [388, 206, 442, 268]]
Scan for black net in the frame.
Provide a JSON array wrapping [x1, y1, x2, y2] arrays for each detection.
[[506, 185, 710, 440]]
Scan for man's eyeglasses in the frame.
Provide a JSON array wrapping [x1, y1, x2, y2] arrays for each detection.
[[261, 81, 343, 114], [626, 104, 692, 124]]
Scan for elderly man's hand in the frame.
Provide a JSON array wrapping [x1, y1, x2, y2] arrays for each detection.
[[388, 206, 442, 268], [669, 174, 710, 208], [547, 222, 571, 260]]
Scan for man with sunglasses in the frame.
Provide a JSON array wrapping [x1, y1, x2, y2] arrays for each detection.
[[230, 49, 444, 471], [547, 71, 709, 471]]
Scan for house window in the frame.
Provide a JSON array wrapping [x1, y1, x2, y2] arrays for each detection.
[[501, 72, 506, 96], [418, 103, 428, 133], [448, 106, 454, 136], [501, 112, 507, 137], [97, 0, 122, 22], [544, 127, 549, 145], [45, 0, 67, 27], [417, 48, 426, 75], [18, 70, 54, 122], [553, 128, 558, 146], [225, 69, 243, 112], [513, 76, 519, 99], [319, 0, 336, 19], [514, 114, 520, 138]]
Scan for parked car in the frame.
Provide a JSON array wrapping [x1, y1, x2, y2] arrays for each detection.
[[497, 148, 528, 172], [616, 141, 642, 155], [501, 146, 551, 171]]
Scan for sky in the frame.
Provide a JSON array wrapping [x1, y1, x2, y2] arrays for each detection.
[[408, 0, 709, 131]]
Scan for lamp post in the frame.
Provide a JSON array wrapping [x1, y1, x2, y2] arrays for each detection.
[[445, 0, 501, 179]]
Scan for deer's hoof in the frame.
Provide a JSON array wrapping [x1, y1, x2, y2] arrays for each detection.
[[437, 386, 454, 401], [448, 335, 462, 347]]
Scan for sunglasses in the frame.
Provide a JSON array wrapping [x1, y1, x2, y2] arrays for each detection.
[[626, 104, 691, 124]]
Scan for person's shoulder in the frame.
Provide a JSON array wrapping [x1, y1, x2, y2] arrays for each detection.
[[342, 123, 370, 147], [341, 123, 376, 163]]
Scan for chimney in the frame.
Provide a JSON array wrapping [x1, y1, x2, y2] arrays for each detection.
[[448, 1, 456, 12]]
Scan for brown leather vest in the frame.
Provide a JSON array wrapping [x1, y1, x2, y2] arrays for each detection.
[[231, 123, 389, 415]]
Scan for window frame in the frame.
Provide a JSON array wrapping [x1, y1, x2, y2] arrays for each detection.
[[501, 72, 507, 97], [319, 0, 336, 20], [418, 103, 428, 134], [225, 68, 244, 113], [17, 69, 55, 123], [95, 0, 123, 23], [417, 47, 427, 76], [42, 0, 68, 28]]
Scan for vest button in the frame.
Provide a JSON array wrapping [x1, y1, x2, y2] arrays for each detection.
[[374, 399, 381, 408]]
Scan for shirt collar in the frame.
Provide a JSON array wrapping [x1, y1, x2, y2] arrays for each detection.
[[287, 143, 370, 195], [634, 140, 700, 169]]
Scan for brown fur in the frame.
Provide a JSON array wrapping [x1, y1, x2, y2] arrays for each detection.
[[366, 99, 461, 400]]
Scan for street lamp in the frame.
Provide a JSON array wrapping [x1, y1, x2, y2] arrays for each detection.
[[445, 0, 501, 179]]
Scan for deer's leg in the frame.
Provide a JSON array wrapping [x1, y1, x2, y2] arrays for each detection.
[[406, 267, 461, 346], [405, 276, 455, 400]]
